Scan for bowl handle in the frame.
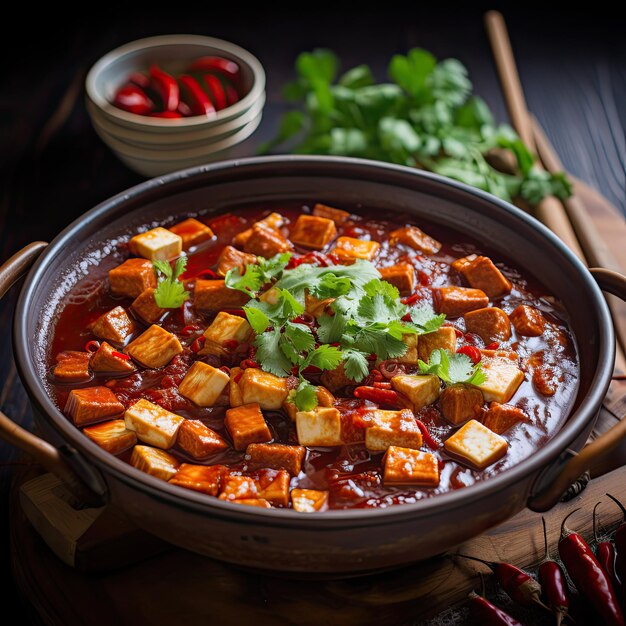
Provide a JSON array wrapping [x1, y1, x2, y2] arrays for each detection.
[[0, 242, 107, 507], [527, 267, 626, 511]]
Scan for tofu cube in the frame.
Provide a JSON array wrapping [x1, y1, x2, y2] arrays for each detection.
[[237, 368, 289, 410], [65, 386, 125, 426], [194, 279, 250, 313], [509, 305, 545, 337], [379, 263, 416, 296], [232, 212, 286, 248], [257, 469, 291, 507], [464, 307, 511, 343], [225, 403, 272, 450], [444, 419, 508, 469], [109, 258, 157, 299], [391, 375, 440, 412], [296, 407, 343, 446], [320, 362, 353, 392], [383, 446, 440, 486], [433, 286, 489, 318], [290, 215, 337, 250], [245, 443, 306, 475], [53, 350, 91, 382], [364, 409, 423, 451], [291, 488, 329, 512], [312, 203, 351, 225], [90, 306, 135, 344], [131, 445, 180, 481], [126, 324, 182, 369], [482, 402, 529, 434], [235, 499, 272, 508], [477, 355, 525, 403], [229, 367, 244, 407], [91, 341, 136, 373], [283, 386, 335, 421], [331, 236, 380, 261], [199, 312, 253, 357], [168, 463, 227, 496], [216, 245, 257, 277], [454, 255, 512, 297], [169, 218, 214, 250], [243, 223, 292, 258], [129, 227, 182, 261], [82, 419, 137, 454], [417, 326, 457, 362], [178, 362, 230, 407], [389, 226, 441, 255], [396, 333, 419, 364], [304, 292, 335, 318], [177, 419, 229, 458], [130, 288, 166, 325], [439, 384, 484, 425], [124, 398, 185, 449], [219, 475, 259, 501]]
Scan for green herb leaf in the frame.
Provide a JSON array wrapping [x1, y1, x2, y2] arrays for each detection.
[[225, 252, 292, 295], [409, 303, 447, 334], [153, 257, 189, 309], [342, 348, 370, 382], [418, 348, 486, 385], [254, 328, 293, 377], [284, 322, 316, 352], [295, 378, 318, 411], [244, 307, 270, 334], [306, 344, 343, 371]]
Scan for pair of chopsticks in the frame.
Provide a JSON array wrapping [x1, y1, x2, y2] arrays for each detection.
[[484, 11, 626, 373]]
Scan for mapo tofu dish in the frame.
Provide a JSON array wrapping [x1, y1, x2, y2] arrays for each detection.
[[49, 202, 579, 512]]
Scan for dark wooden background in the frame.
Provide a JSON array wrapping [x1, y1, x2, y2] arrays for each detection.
[[1, 6, 625, 621]]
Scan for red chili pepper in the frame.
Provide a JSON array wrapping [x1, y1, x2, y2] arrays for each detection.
[[401, 313, 412, 322], [558, 508, 625, 626], [467, 591, 522, 625], [606, 494, 626, 588], [372, 382, 392, 389], [112, 84, 154, 115], [203, 74, 227, 110], [292, 313, 316, 326], [180, 325, 201, 336], [149, 111, 182, 118], [240, 359, 259, 370], [85, 340, 100, 353], [188, 56, 240, 82], [179, 74, 216, 116], [594, 502, 622, 597], [149, 65, 179, 111], [176, 100, 193, 117], [128, 72, 150, 90], [197, 268, 218, 279], [415, 419, 439, 450], [225, 83, 239, 106], [369, 369, 384, 383], [234, 371, 243, 383], [219, 366, 231, 375], [457, 345, 482, 364], [401, 293, 420, 306], [366, 353, 377, 362], [454, 328, 464, 338], [353, 386, 400, 406], [111, 351, 131, 361], [486, 342, 500, 350], [223, 339, 239, 351], [190, 337, 206, 353], [538, 517, 569, 626]]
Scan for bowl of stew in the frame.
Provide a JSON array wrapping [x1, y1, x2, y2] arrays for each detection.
[[2, 156, 624, 574]]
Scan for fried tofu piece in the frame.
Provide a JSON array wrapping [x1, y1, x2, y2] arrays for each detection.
[[131, 445, 180, 481], [290, 214, 337, 250], [91, 306, 135, 344], [331, 236, 380, 261], [53, 351, 91, 382], [464, 307, 511, 343], [216, 245, 257, 277], [130, 288, 166, 325], [391, 375, 440, 412], [229, 367, 244, 407], [389, 226, 441, 255], [243, 223, 292, 258], [291, 488, 329, 512], [235, 498, 272, 508], [396, 333, 419, 365], [379, 263, 416, 296], [236, 368, 289, 410], [65, 387, 125, 426], [199, 311, 253, 357], [124, 398, 185, 449], [90, 341, 136, 373], [169, 218, 214, 250], [258, 469, 291, 507], [109, 258, 157, 299], [433, 286, 489, 318], [304, 292, 335, 318], [440, 384, 484, 425], [233, 212, 286, 248], [194, 279, 250, 313], [178, 362, 230, 407], [482, 402, 529, 434], [177, 419, 229, 458], [417, 326, 457, 362], [83, 419, 137, 454], [364, 409, 423, 451], [444, 419, 508, 469], [219, 475, 259, 501], [453, 254, 512, 298], [477, 355, 525, 403], [509, 305, 545, 337], [296, 407, 343, 447], [126, 324, 182, 369], [312, 203, 350, 225], [225, 403, 272, 450], [169, 463, 227, 496], [320, 363, 353, 392], [129, 227, 182, 261], [383, 446, 440, 486], [283, 386, 335, 421], [246, 443, 306, 475]]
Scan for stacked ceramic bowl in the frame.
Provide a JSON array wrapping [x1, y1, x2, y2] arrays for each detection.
[[85, 35, 266, 177]]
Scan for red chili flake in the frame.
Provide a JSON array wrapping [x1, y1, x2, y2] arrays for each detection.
[[454, 328, 464, 338], [112, 351, 131, 361], [196, 269, 217, 280], [240, 359, 259, 369], [180, 325, 200, 336], [401, 293, 420, 306], [464, 333, 477, 345], [85, 340, 100, 353], [402, 313, 412, 322], [417, 270, 431, 285], [223, 339, 239, 351], [415, 419, 439, 450], [248, 346, 257, 359], [457, 345, 482, 364], [223, 309, 246, 318], [369, 369, 384, 383], [220, 366, 231, 375], [190, 337, 206, 353], [366, 353, 378, 362], [485, 342, 500, 350], [234, 371, 244, 383]]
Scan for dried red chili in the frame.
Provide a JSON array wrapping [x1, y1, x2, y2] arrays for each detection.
[[353, 386, 400, 406], [485, 342, 500, 350], [179, 75, 216, 116], [84, 340, 100, 353], [149, 65, 179, 111], [457, 345, 481, 364], [196, 268, 217, 280], [190, 337, 205, 353], [112, 84, 154, 115], [203, 74, 227, 110], [111, 351, 131, 361], [401, 293, 419, 306], [415, 419, 439, 450], [538, 517, 569, 626], [240, 359, 259, 370], [593, 502, 622, 596], [467, 591, 522, 626]]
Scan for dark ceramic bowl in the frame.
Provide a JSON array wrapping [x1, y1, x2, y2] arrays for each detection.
[[2, 156, 625, 575]]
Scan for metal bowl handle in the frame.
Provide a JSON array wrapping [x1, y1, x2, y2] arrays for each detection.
[[0, 242, 106, 506], [528, 267, 626, 511]]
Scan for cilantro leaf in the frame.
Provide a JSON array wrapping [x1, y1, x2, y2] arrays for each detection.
[[295, 378, 318, 411], [153, 257, 189, 308], [418, 348, 486, 385], [284, 322, 316, 352], [342, 348, 370, 382], [409, 303, 447, 334], [244, 307, 270, 334], [225, 252, 292, 295], [254, 328, 292, 376], [306, 344, 343, 371]]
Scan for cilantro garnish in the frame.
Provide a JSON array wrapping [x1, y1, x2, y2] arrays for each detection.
[[418, 348, 486, 386], [153, 257, 189, 309], [409, 303, 447, 334], [225, 252, 292, 295]]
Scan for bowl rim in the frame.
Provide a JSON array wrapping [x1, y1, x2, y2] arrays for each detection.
[[14, 155, 614, 526], [85, 34, 266, 129]]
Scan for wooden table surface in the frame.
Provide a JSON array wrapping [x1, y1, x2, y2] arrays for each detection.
[[1, 7, 625, 621]]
